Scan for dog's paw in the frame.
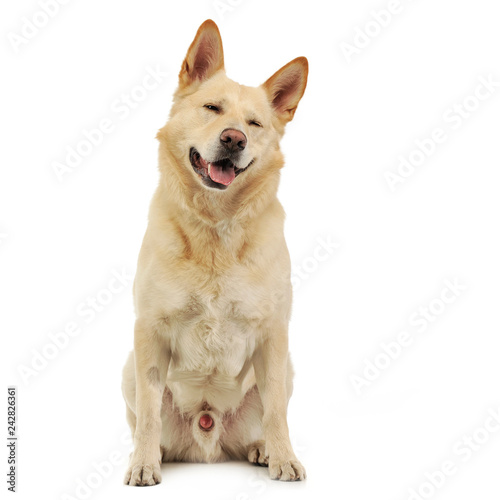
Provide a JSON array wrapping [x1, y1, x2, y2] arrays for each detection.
[[248, 440, 269, 466], [269, 458, 306, 481], [124, 461, 162, 486]]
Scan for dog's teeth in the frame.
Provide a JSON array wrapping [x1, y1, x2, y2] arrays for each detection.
[[208, 163, 212, 174]]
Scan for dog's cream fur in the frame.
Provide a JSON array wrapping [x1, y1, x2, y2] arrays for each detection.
[[122, 19, 308, 485]]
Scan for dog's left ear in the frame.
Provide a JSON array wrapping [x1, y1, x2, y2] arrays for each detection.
[[262, 57, 308, 123], [178, 19, 224, 88]]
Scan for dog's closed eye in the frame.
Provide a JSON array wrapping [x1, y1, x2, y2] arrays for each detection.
[[204, 104, 220, 112]]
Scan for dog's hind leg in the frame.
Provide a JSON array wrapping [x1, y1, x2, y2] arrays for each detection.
[[247, 439, 269, 466], [121, 351, 137, 439], [219, 384, 265, 462]]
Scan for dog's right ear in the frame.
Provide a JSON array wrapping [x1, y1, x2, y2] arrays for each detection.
[[178, 20, 224, 88]]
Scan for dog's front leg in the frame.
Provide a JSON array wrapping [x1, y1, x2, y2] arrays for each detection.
[[253, 327, 306, 481], [124, 318, 170, 486]]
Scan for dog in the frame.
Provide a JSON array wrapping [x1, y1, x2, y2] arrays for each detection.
[[122, 19, 308, 486]]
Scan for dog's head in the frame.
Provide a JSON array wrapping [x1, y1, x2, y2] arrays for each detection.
[[159, 20, 308, 192]]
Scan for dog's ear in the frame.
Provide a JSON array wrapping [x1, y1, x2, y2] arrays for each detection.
[[262, 57, 308, 123], [178, 19, 224, 88]]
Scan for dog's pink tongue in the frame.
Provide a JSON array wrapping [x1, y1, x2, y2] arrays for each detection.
[[209, 164, 235, 186]]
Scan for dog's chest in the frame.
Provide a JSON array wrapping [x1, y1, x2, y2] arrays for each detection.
[[151, 241, 290, 409], [167, 291, 255, 376]]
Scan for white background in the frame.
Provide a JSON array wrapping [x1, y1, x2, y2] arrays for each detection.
[[2, 0, 500, 499]]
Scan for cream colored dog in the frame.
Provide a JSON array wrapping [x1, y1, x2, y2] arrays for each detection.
[[122, 19, 308, 486]]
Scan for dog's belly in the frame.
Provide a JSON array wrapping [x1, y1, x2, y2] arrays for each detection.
[[148, 260, 290, 416], [166, 312, 257, 414]]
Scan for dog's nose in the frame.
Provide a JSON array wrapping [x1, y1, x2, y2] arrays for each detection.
[[220, 128, 247, 152]]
